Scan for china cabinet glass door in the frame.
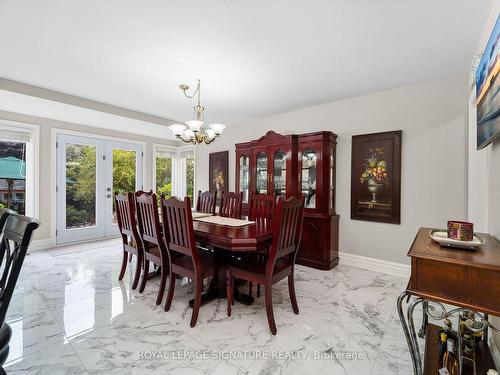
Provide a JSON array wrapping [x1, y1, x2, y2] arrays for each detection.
[[239, 155, 250, 203], [329, 146, 335, 210], [301, 148, 317, 208], [273, 150, 286, 197], [256, 152, 268, 194]]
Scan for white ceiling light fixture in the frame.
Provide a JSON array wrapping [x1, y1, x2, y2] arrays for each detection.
[[168, 79, 225, 144]]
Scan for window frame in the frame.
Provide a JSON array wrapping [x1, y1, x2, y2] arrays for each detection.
[[152, 144, 196, 206], [0, 121, 39, 219]]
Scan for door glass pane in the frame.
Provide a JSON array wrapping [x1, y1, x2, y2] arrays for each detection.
[[239, 155, 249, 203], [256, 152, 268, 194], [112, 149, 137, 223], [302, 148, 317, 208], [156, 155, 172, 198], [186, 153, 195, 203], [273, 150, 286, 197], [330, 147, 335, 210], [0, 140, 26, 215], [65, 144, 96, 229]]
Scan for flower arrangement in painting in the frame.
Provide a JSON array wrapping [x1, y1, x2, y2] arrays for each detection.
[[213, 168, 225, 198], [359, 147, 388, 184]]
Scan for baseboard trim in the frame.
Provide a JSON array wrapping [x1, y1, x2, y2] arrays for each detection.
[[490, 335, 500, 371], [29, 238, 54, 252], [339, 251, 410, 278]]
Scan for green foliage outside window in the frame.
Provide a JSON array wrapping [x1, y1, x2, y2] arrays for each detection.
[[156, 156, 172, 199]]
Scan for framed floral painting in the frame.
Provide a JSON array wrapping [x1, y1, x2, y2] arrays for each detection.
[[351, 131, 402, 224], [209, 151, 228, 202]]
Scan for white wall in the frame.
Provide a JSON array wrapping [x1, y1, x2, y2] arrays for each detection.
[[196, 74, 469, 265]]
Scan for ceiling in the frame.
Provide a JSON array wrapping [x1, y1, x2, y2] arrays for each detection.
[[0, 0, 493, 127]]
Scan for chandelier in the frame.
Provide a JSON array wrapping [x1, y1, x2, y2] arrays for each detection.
[[168, 79, 226, 144]]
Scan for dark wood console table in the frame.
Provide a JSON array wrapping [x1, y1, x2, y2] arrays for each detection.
[[398, 227, 500, 374]]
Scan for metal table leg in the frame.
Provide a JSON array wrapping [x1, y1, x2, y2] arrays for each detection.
[[397, 291, 422, 375], [418, 300, 428, 338]]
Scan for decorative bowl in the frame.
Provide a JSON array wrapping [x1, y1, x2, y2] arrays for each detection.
[[430, 229, 485, 251]]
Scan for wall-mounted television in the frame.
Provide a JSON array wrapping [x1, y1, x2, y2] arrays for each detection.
[[476, 15, 500, 150]]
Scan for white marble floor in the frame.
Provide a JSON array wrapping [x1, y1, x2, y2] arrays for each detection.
[[4, 239, 416, 374]]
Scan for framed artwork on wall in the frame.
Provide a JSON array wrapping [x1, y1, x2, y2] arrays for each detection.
[[209, 151, 228, 201], [351, 130, 402, 224]]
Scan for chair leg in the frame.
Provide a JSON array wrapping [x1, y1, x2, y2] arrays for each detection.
[[264, 283, 277, 335], [248, 281, 253, 297], [156, 259, 168, 305], [138, 260, 149, 293], [118, 251, 128, 281], [257, 284, 261, 298], [164, 271, 176, 312], [288, 273, 299, 315], [190, 277, 203, 328], [128, 253, 133, 262], [226, 269, 233, 317], [131, 252, 142, 290]]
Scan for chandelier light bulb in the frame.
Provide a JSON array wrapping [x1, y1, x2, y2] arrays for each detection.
[[185, 120, 204, 132], [210, 123, 226, 135], [168, 123, 187, 136]]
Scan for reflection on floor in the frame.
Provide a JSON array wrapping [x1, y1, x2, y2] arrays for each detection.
[[5, 239, 415, 374]]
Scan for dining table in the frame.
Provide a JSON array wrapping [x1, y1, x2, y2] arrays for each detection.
[[189, 215, 274, 307]]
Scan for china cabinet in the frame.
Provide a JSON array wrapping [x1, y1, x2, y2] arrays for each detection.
[[235, 131, 338, 270]]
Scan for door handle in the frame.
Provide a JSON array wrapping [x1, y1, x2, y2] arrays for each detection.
[[107, 194, 111, 198]]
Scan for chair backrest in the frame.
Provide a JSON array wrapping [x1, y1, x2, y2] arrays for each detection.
[[135, 191, 162, 246], [160, 196, 200, 272], [196, 190, 216, 215], [248, 193, 275, 223], [114, 193, 140, 245], [0, 208, 14, 234], [219, 192, 243, 219], [266, 196, 304, 275], [0, 213, 39, 325]]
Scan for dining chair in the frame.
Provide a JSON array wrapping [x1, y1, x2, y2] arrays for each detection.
[[226, 196, 304, 335], [247, 193, 276, 297], [160, 196, 217, 327], [248, 193, 275, 223], [0, 213, 39, 372], [135, 191, 169, 305], [219, 192, 243, 219], [196, 190, 216, 215], [114, 192, 143, 290], [0, 208, 14, 233]]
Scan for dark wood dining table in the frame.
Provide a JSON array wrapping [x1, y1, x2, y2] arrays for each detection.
[[190, 217, 274, 306]]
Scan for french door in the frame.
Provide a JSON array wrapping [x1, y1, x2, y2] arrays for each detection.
[[56, 134, 143, 244]]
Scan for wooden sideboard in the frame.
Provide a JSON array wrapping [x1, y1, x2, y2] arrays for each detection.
[[399, 227, 500, 374], [407, 227, 500, 315], [235, 131, 339, 270]]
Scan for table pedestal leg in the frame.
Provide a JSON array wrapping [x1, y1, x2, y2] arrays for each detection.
[[188, 267, 255, 308]]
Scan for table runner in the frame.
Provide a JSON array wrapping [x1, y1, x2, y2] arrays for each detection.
[[194, 216, 254, 227], [191, 212, 213, 219]]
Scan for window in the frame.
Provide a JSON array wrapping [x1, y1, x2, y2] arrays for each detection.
[[155, 149, 174, 199], [182, 149, 195, 203], [0, 123, 39, 218], [153, 145, 195, 206]]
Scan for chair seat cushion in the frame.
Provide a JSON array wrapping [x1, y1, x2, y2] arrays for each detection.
[[229, 256, 291, 282]]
